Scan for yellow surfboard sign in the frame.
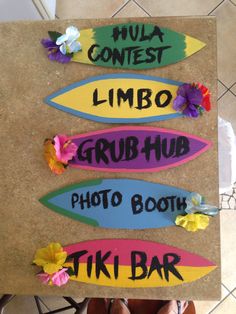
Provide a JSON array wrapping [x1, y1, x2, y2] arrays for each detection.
[[45, 74, 183, 123]]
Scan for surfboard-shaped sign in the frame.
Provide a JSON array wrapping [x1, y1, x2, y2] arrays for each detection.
[[64, 239, 216, 287], [72, 23, 206, 69], [39, 179, 192, 229], [45, 74, 184, 123], [66, 126, 212, 172]]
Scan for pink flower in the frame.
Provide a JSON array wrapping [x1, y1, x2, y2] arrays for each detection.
[[37, 272, 51, 285], [54, 134, 77, 164], [37, 268, 70, 287], [51, 268, 70, 286]]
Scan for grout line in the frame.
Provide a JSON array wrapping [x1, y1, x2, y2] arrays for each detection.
[[229, 82, 236, 90], [222, 282, 232, 293], [217, 80, 236, 100], [217, 89, 229, 101], [231, 288, 236, 299], [208, 0, 225, 15], [133, 0, 152, 16], [208, 289, 231, 313], [217, 79, 228, 100], [229, 0, 236, 6], [218, 79, 229, 90], [111, 0, 131, 17], [229, 82, 236, 96], [37, 296, 51, 311]]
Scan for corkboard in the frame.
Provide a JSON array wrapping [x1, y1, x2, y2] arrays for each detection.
[[0, 17, 220, 300]]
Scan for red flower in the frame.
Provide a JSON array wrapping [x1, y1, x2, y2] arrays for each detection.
[[197, 83, 211, 111]]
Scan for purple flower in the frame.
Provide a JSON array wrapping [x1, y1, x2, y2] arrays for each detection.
[[41, 38, 71, 64], [173, 83, 203, 118]]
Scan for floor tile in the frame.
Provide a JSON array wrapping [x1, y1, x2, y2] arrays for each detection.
[[221, 186, 236, 209], [230, 0, 236, 5], [114, 0, 149, 17], [41, 296, 85, 313], [135, 0, 223, 16], [232, 288, 236, 298], [218, 81, 227, 99], [230, 83, 236, 96], [220, 211, 236, 291], [56, 0, 128, 19], [211, 1, 236, 87], [4, 296, 46, 314], [210, 294, 236, 313], [194, 285, 229, 314], [218, 90, 236, 133]]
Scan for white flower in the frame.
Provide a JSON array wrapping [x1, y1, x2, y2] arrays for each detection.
[[56, 26, 81, 55], [185, 192, 218, 216]]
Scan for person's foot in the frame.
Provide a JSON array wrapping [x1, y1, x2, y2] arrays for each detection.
[[109, 299, 130, 314], [157, 301, 189, 314]]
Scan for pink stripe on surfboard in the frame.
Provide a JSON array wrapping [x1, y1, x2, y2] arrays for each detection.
[[64, 239, 215, 267], [67, 126, 212, 144]]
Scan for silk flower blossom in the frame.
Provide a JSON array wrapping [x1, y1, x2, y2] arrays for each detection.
[[54, 134, 78, 164], [56, 26, 81, 55], [44, 135, 78, 175], [175, 213, 209, 232], [37, 268, 70, 287], [33, 243, 67, 274], [173, 83, 211, 118]]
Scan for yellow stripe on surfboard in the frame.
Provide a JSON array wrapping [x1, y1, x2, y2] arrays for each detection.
[[185, 35, 206, 57], [64, 263, 216, 287], [72, 29, 95, 64]]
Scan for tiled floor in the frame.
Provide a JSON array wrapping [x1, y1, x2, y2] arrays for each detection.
[[2, 0, 236, 313]]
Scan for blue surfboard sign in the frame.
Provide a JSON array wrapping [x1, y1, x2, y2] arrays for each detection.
[[39, 179, 191, 229]]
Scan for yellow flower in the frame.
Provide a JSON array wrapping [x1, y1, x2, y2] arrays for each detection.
[[175, 213, 209, 232], [44, 139, 66, 175], [33, 243, 67, 274]]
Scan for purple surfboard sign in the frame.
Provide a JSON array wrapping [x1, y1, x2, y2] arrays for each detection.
[[68, 126, 212, 172]]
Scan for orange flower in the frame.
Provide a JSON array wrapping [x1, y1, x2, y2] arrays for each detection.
[[44, 139, 66, 175]]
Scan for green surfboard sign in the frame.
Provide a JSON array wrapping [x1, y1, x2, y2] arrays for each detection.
[[73, 22, 206, 69]]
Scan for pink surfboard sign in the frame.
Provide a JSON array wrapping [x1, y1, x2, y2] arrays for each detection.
[[63, 239, 216, 287], [67, 126, 212, 172]]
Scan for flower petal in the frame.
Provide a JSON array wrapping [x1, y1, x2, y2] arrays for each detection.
[[187, 87, 203, 105], [173, 95, 186, 111], [54, 135, 78, 164], [177, 83, 190, 97], [175, 213, 209, 232], [41, 38, 57, 49], [182, 105, 199, 118], [197, 214, 210, 229], [59, 43, 67, 55], [55, 251, 67, 265], [51, 268, 70, 287], [37, 273, 51, 284], [44, 139, 66, 174], [67, 40, 82, 53], [44, 263, 62, 275], [56, 34, 69, 45], [66, 26, 80, 41], [33, 247, 51, 267], [55, 51, 71, 63]]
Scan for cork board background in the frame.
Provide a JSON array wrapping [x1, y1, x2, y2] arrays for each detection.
[[0, 17, 220, 300]]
